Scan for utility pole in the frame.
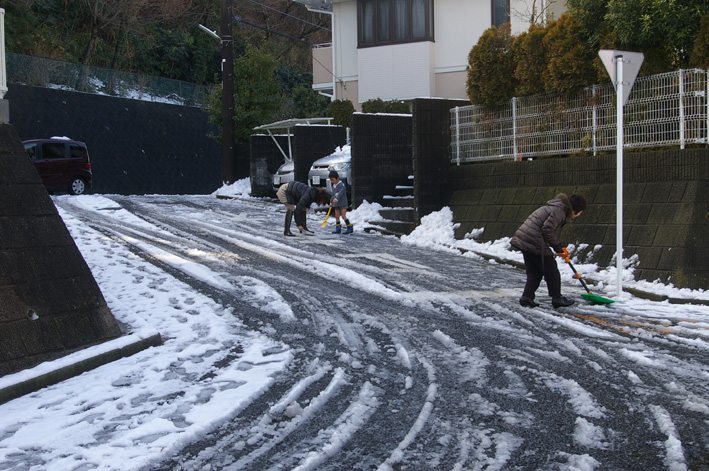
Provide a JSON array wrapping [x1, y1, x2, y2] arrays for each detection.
[[221, 0, 235, 183]]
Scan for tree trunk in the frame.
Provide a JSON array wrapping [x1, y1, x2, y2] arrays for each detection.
[[76, 0, 101, 91]]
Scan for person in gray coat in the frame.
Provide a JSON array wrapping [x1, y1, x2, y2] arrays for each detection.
[[328, 170, 351, 234], [277, 181, 329, 236], [510, 193, 586, 308]]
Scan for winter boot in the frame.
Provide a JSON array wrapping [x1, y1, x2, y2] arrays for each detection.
[[332, 224, 342, 234], [552, 296, 575, 308], [301, 210, 314, 233], [519, 297, 539, 308], [343, 223, 353, 235], [284, 210, 295, 237]]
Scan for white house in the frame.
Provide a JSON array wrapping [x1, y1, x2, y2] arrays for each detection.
[[295, 0, 565, 109]]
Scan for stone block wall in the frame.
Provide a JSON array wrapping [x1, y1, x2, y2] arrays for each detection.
[[249, 135, 289, 197], [412, 98, 469, 223], [447, 149, 709, 289], [351, 113, 413, 207], [6, 84, 221, 195], [0, 124, 123, 376], [292, 125, 346, 183]]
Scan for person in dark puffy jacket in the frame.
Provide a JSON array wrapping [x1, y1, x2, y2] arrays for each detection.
[[510, 193, 586, 309], [276, 181, 329, 236]]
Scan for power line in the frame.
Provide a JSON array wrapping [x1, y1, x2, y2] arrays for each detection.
[[233, 14, 314, 45], [244, 0, 331, 32], [233, 4, 345, 95], [312, 54, 346, 89]]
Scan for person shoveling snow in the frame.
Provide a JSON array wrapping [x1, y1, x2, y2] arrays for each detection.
[[510, 193, 587, 309]]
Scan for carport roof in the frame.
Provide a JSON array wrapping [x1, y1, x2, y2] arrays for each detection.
[[253, 118, 334, 162], [253, 117, 333, 132]]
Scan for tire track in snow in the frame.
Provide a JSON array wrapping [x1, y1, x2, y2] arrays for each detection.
[[54, 195, 709, 470]]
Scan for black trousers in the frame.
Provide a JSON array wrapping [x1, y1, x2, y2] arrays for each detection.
[[522, 251, 562, 299]]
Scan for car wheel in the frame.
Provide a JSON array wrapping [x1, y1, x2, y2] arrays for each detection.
[[69, 177, 86, 195]]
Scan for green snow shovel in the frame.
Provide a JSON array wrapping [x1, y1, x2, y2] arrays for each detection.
[[559, 250, 615, 304]]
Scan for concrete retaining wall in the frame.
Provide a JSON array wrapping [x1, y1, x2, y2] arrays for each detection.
[[412, 98, 469, 222], [6, 84, 221, 195], [292, 125, 346, 184], [351, 113, 412, 207], [446, 150, 709, 289], [249, 135, 289, 197], [0, 124, 123, 376]]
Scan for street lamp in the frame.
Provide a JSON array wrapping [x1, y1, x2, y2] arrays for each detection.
[[198, 24, 219, 41]]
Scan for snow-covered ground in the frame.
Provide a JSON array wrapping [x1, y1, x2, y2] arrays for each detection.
[[0, 179, 707, 471]]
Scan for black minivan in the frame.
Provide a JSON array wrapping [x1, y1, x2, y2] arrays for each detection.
[[22, 138, 93, 195]]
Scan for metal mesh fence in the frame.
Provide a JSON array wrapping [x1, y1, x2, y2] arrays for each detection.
[[451, 69, 709, 163], [6, 52, 211, 108]]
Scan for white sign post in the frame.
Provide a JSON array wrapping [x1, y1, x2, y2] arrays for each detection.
[[598, 50, 643, 296], [1, 8, 7, 99], [0, 8, 8, 124]]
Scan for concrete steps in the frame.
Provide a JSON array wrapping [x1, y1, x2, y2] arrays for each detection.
[[365, 178, 417, 236]]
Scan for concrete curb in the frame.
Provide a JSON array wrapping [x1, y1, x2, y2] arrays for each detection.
[[216, 194, 278, 203], [0, 333, 162, 405]]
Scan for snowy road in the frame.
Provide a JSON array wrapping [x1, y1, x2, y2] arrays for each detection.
[[3, 192, 709, 471]]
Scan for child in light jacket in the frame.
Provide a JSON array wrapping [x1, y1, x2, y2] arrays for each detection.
[[329, 171, 352, 234]]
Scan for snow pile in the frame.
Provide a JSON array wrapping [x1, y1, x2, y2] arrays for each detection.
[[400, 207, 460, 254], [400, 205, 708, 302], [349, 200, 385, 224], [214, 178, 254, 198], [328, 144, 351, 160]]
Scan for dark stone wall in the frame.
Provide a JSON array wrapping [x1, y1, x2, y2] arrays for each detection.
[[351, 113, 413, 207], [292, 125, 346, 183], [0, 124, 123, 376], [446, 150, 709, 289], [249, 135, 289, 197], [412, 98, 469, 223], [6, 83, 221, 195], [234, 142, 251, 181], [409, 98, 708, 289]]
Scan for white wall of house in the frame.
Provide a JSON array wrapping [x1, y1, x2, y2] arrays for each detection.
[[333, 2, 359, 94], [434, 0, 490, 74], [510, 0, 539, 34], [358, 42, 435, 102], [320, 0, 558, 106]]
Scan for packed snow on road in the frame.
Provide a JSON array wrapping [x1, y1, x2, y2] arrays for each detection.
[[0, 179, 707, 471]]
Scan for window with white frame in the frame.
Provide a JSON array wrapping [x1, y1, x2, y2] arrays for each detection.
[[358, 0, 434, 48], [491, 0, 510, 27]]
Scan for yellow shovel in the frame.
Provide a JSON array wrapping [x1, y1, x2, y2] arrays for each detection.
[[321, 206, 332, 227]]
